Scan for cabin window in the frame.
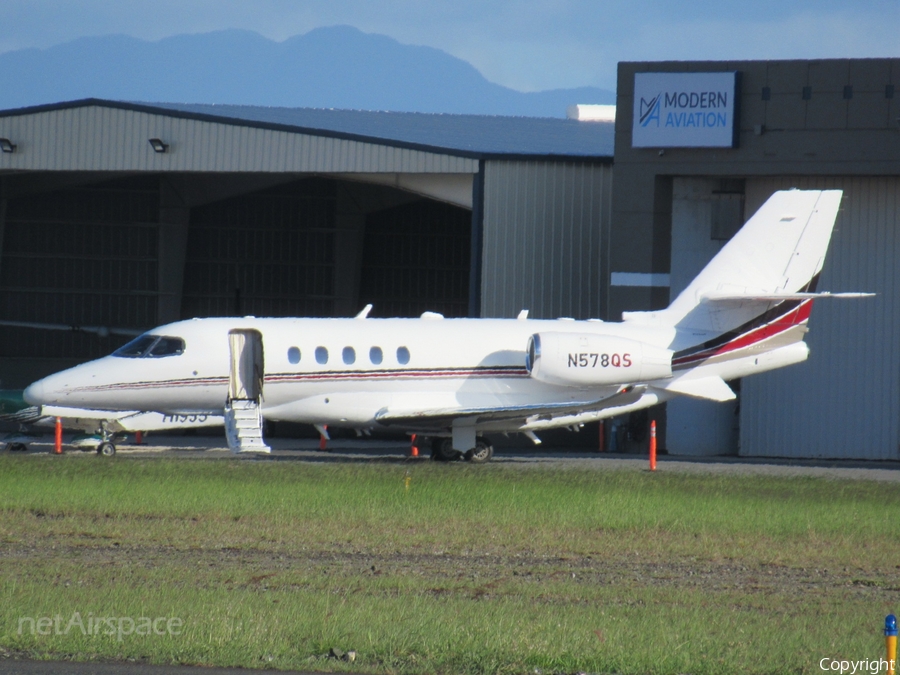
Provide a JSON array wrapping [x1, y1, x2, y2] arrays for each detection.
[[369, 346, 383, 365], [343, 346, 356, 365], [287, 347, 301, 364], [315, 346, 328, 364], [397, 346, 410, 365]]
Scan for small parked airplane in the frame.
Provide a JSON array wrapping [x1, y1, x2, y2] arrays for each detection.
[[0, 388, 222, 454], [23, 190, 868, 460]]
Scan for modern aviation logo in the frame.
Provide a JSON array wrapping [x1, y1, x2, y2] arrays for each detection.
[[632, 72, 738, 148], [639, 93, 661, 127]]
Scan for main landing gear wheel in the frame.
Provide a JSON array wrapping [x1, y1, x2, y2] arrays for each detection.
[[431, 438, 461, 462], [465, 438, 494, 464], [97, 442, 116, 457], [5, 443, 27, 452], [432, 437, 494, 463]]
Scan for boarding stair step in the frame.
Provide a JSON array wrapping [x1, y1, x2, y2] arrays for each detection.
[[224, 399, 270, 454]]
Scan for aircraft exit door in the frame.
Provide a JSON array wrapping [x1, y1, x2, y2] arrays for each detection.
[[228, 329, 264, 401]]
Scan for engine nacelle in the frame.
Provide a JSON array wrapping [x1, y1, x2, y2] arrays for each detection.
[[526, 332, 672, 387]]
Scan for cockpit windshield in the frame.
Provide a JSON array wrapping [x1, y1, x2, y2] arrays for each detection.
[[148, 336, 185, 357], [112, 335, 185, 358]]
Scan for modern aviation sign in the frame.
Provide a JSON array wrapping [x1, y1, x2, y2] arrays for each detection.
[[632, 72, 739, 148]]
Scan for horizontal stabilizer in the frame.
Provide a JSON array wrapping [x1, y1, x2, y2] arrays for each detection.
[[701, 291, 874, 302], [659, 376, 736, 402]]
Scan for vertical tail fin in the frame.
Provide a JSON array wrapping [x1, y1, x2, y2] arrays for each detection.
[[623, 189, 843, 338]]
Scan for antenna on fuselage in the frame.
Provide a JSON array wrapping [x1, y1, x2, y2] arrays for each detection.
[[355, 304, 373, 319]]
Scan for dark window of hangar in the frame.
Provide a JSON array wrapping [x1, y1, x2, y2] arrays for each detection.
[[181, 178, 337, 319], [359, 200, 470, 318], [0, 176, 159, 359]]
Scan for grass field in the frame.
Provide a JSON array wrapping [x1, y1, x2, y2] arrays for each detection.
[[0, 455, 898, 674]]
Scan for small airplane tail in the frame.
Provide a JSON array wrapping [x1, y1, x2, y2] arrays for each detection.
[[623, 189, 868, 374]]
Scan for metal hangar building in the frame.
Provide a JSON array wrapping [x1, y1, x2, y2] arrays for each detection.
[[0, 100, 613, 388], [611, 58, 900, 460], [1, 55, 899, 462]]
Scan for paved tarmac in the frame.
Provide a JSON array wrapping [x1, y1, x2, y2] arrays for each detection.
[[9, 433, 900, 482]]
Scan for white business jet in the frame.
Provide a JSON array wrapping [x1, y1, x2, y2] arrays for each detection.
[[23, 190, 867, 460], [0, 322, 223, 454]]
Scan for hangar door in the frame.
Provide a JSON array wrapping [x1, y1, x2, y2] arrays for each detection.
[[0, 176, 159, 362], [740, 177, 900, 460], [180, 180, 471, 321], [182, 179, 336, 319], [359, 200, 470, 318], [665, 178, 743, 456]]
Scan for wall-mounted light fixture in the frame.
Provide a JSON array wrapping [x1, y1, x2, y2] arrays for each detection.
[[0, 138, 17, 153], [148, 138, 169, 153]]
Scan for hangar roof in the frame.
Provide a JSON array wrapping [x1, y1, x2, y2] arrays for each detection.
[[0, 99, 615, 160]]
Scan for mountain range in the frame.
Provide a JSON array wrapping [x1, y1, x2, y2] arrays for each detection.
[[0, 26, 615, 117]]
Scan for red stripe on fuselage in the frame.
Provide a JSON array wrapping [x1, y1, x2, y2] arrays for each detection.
[[265, 368, 527, 383], [672, 300, 813, 368], [72, 367, 529, 393]]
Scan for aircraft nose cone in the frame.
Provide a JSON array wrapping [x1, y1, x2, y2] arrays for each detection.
[[23, 380, 46, 406]]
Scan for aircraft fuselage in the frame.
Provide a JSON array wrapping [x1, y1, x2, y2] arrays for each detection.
[[24, 316, 675, 433]]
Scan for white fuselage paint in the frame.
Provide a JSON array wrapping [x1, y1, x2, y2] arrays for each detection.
[[26, 316, 681, 433]]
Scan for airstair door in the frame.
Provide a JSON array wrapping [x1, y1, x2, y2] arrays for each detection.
[[228, 329, 264, 401], [225, 329, 270, 453]]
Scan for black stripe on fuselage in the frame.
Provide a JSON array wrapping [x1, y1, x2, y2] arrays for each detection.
[[672, 274, 819, 364], [72, 365, 529, 393]]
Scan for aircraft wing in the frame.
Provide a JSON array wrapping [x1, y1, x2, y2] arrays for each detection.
[[37, 406, 223, 433], [374, 386, 646, 428], [0, 319, 143, 337]]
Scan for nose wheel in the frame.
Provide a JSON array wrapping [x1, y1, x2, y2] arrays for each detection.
[[96, 441, 116, 456], [95, 422, 117, 456]]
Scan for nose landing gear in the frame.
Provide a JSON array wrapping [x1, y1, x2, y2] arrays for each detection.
[[97, 441, 116, 456], [95, 422, 116, 456]]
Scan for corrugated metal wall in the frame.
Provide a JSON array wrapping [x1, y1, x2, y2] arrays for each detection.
[[480, 160, 613, 319], [740, 177, 900, 459], [0, 106, 478, 174]]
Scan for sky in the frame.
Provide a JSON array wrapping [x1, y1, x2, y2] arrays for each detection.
[[2, 0, 898, 93]]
